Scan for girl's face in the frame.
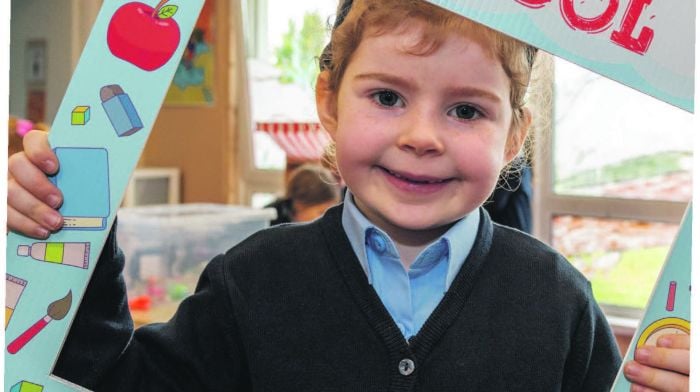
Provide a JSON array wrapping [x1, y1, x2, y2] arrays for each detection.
[[317, 24, 527, 245]]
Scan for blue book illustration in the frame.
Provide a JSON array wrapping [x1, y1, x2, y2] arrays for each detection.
[[49, 147, 110, 230]]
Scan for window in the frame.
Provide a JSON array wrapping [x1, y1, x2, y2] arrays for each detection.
[[237, 0, 338, 204], [533, 56, 693, 319]]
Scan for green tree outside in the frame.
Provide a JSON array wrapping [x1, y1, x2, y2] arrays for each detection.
[[275, 12, 326, 90]]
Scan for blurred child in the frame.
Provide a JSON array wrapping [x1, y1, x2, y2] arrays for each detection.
[[6, 0, 689, 390], [266, 163, 340, 225]]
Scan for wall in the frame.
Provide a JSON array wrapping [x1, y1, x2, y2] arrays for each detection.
[[10, 0, 239, 204], [11, 0, 70, 122], [9, 0, 100, 122], [139, 0, 239, 203]]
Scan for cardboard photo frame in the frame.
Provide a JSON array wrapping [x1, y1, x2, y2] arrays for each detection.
[[4, 1, 205, 390], [3, 0, 695, 390]]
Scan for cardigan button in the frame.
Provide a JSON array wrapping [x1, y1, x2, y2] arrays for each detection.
[[398, 358, 415, 376]]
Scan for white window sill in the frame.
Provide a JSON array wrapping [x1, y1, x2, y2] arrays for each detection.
[[606, 315, 639, 338]]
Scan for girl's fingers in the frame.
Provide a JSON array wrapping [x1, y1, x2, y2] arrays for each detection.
[[7, 205, 51, 239], [22, 130, 58, 175], [7, 175, 63, 236], [8, 152, 63, 210], [656, 334, 690, 350], [635, 337, 691, 375], [624, 359, 689, 392], [629, 384, 659, 392]]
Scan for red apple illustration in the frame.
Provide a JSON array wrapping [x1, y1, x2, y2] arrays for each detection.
[[107, 0, 181, 71]]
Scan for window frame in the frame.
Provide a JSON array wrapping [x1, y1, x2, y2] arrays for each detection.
[[531, 55, 689, 321], [234, 0, 285, 205]]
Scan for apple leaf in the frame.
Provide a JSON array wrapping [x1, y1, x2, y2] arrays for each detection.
[[158, 5, 178, 19]]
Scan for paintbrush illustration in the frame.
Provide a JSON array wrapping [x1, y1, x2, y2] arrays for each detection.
[[7, 290, 72, 354]]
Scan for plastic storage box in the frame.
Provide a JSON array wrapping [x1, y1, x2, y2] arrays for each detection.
[[116, 204, 277, 291]]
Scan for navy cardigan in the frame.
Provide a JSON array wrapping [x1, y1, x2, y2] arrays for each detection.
[[56, 204, 621, 391]]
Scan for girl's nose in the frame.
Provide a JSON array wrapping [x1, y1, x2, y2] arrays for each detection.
[[397, 117, 445, 156]]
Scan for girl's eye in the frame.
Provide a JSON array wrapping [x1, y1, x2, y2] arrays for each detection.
[[371, 90, 404, 108], [449, 104, 482, 120]]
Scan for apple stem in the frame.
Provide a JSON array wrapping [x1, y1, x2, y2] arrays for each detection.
[[152, 0, 169, 17]]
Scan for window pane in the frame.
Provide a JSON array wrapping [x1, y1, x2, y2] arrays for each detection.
[[246, 0, 337, 170], [551, 215, 679, 309], [253, 130, 287, 170], [553, 58, 693, 202]]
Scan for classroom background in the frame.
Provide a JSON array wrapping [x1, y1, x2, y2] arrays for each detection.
[[8, 0, 694, 357]]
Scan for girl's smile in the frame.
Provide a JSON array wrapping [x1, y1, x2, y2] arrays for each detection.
[[377, 165, 455, 195], [317, 20, 527, 246]]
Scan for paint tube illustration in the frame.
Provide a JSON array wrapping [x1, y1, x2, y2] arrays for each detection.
[[6, 275, 27, 329], [17, 242, 90, 269]]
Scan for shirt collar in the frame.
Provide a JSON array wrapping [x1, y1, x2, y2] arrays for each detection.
[[341, 191, 480, 287]]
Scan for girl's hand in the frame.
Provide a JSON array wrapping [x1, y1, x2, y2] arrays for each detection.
[[623, 333, 690, 392], [7, 130, 64, 238]]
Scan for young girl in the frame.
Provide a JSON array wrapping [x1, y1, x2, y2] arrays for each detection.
[[7, 0, 689, 390]]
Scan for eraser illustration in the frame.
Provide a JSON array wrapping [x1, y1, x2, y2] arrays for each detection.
[[101, 84, 143, 137], [9, 381, 43, 392], [6, 275, 27, 330], [17, 242, 90, 269], [71, 106, 91, 125]]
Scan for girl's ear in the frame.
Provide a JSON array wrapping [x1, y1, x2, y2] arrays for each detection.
[[503, 108, 532, 164], [316, 71, 339, 138]]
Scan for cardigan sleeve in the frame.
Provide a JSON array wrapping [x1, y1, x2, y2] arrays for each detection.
[[53, 223, 250, 391], [562, 282, 623, 392]]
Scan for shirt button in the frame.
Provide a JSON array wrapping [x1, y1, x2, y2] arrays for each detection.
[[369, 232, 387, 253], [398, 358, 415, 376]]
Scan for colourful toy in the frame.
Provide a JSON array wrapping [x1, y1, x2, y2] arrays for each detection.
[[168, 283, 189, 301], [128, 295, 152, 311]]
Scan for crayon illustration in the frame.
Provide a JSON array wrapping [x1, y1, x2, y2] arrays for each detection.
[[101, 85, 144, 137], [9, 380, 43, 392], [17, 242, 90, 269], [666, 281, 677, 311], [107, 0, 181, 71], [636, 317, 690, 349], [71, 106, 90, 125], [7, 291, 72, 354], [5, 275, 28, 330]]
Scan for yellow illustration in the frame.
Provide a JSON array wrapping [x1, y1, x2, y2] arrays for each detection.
[[636, 317, 690, 348]]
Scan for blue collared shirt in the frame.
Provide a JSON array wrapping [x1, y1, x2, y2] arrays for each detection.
[[341, 192, 480, 339]]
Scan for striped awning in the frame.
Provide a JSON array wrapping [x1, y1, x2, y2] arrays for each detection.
[[256, 122, 332, 163]]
